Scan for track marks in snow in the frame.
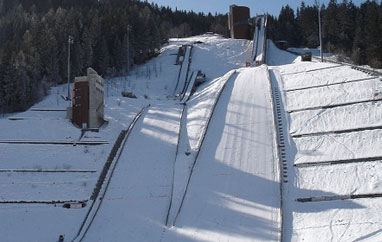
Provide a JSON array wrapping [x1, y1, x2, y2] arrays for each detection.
[[164, 71, 237, 228], [162, 67, 281, 242], [294, 130, 382, 165], [73, 106, 148, 242], [81, 104, 182, 242]]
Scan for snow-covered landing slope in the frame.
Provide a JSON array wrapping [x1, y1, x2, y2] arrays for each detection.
[[174, 45, 192, 95], [0, 34, 254, 242], [290, 102, 382, 136], [282, 65, 372, 91], [172, 34, 252, 81], [285, 79, 382, 112], [162, 66, 281, 242], [166, 71, 236, 226], [83, 104, 182, 242], [266, 40, 299, 66], [268, 41, 382, 241], [252, 16, 267, 63]]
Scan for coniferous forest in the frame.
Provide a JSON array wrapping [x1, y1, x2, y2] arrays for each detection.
[[267, 0, 382, 68], [0, 0, 228, 113], [1, 0, 382, 114]]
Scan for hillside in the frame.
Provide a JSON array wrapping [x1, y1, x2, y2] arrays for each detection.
[[1, 33, 382, 242]]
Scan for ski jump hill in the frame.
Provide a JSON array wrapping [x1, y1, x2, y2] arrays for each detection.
[[1, 19, 382, 241]]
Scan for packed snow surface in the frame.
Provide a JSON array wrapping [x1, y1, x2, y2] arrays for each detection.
[[252, 16, 266, 63], [268, 40, 382, 241], [163, 67, 281, 241], [285, 79, 382, 111], [83, 105, 182, 242], [174, 45, 192, 95], [290, 102, 382, 136]]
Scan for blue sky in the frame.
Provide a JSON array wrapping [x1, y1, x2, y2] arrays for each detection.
[[147, 0, 366, 16]]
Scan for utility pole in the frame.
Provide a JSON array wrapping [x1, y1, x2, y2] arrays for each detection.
[[127, 25, 132, 89], [67, 35, 74, 100], [316, 0, 323, 62]]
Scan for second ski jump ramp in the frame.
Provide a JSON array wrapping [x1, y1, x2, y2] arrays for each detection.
[[252, 15, 268, 65], [162, 66, 281, 241]]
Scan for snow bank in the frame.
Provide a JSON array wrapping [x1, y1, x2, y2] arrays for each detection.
[[290, 199, 382, 242], [288, 47, 321, 56], [286, 79, 382, 111], [278, 61, 334, 75], [290, 102, 382, 135], [294, 130, 382, 164], [266, 40, 299, 66], [295, 162, 382, 197], [0, 204, 88, 242], [269, 55, 382, 241], [282, 65, 371, 91], [0, 172, 94, 201]]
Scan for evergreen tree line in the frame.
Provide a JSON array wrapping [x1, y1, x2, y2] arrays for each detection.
[[267, 0, 382, 68], [0, 0, 228, 113]]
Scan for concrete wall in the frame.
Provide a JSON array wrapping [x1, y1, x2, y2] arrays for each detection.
[[87, 68, 104, 129]]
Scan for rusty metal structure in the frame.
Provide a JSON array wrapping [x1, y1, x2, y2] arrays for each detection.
[[72, 81, 89, 128], [228, 5, 251, 40]]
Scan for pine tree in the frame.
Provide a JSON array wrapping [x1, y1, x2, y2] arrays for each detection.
[[278, 5, 300, 47], [298, 2, 319, 47], [95, 37, 110, 76], [337, 0, 356, 54], [0, 0, 292, 113], [364, 1, 382, 67], [111, 36, 124, 73]]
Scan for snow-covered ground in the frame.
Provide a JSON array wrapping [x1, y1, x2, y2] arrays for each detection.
[[290, 102, 382, 136], [174, 45, 192, 95], [282, 65, 371, 91], [268, 41, 382, 241], [83, 104, 182, 242], [162, 66, 281, 242], [2, 32, 381, 242], [285, 79, 381, 112], [1, 34, 263, 241], [0, 84, 147, 241], [80, 35, 282, 242]]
